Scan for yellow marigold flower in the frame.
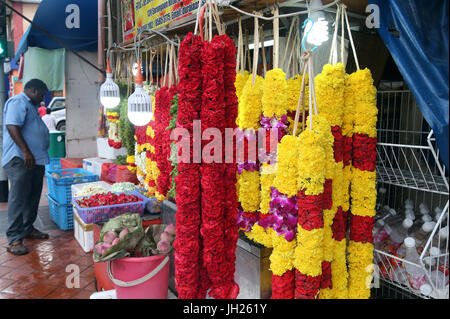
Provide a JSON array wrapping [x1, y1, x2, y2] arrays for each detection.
[[297, 128, 326, 196], [330, 239, 349, 299], [274, 135, 299, 197], [350, 169, 377, 218], [347, 241, 375, 299], [270, 231, 296, 276], [262, 69, 288, 118], [246, 224, 274, 248], [238, 75, 264, 130], [260, 163, 276, 214], [322, 207, 335, 263], [238, 170, 260, 212], [351, 68, 377, 138], [312, 114, 335, 180], [315, 63, 345, 127], [286, 74, 309, 113], [332, 162, 345, 208], [235, 70, 250, 101], [343, 73, 356, 137], [294, 227, 324, 277]]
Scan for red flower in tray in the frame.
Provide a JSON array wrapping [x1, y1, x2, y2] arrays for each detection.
[[76, 192, 142, 208]]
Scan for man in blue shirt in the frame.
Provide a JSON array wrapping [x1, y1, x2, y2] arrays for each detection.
[[2, 79, 51, 255]]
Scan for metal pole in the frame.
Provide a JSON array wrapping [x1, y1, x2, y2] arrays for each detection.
[[98, 0, 106, 82], [0, 58, 8, 202]]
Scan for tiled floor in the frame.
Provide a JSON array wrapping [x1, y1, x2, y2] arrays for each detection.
[[0, 229, 97, 299]]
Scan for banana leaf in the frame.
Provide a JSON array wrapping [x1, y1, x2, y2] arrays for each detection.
[[93, 213, 144, 263]]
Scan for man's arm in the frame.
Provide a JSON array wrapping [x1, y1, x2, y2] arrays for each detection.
[[6, 125, 35, 169]]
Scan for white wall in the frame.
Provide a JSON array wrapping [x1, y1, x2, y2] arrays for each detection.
[[65, 50, 100, 158]]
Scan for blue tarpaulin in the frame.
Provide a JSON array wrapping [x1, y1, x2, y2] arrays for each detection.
[[369, 0, 449, 169], [14, 0, 98, 60]]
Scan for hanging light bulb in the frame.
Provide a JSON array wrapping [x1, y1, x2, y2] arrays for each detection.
[[127, 60, 152, 126], [100, 58, 121, 108], [305, 0, 329, 47]]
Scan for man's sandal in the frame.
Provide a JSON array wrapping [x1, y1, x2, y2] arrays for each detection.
[[6, 241, 29, 256], [25, 228, 49, 240]]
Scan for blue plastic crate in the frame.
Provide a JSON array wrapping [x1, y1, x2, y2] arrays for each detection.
[[135, 189, 161, 214], [45, 158, 62, 171], [46, 168, 99, 205], [47, 194, 73, 231], [72, 191, 148, 224]]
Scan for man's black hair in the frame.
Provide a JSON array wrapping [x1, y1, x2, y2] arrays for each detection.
[[46, 108, 51, 115], [24, 79, 48, 92]]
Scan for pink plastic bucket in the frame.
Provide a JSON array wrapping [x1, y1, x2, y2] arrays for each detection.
[[108, 255, 170, 299]]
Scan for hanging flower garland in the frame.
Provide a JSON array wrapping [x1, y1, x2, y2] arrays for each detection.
[[220, 34, 240, 299], [134, 125, 149, 187], [269, 135, 299, 299], [154, 86, 174, 200], [106, 109, 122, 149], [173, 32, 203, 299], [166, 94, 179, 199], [236, 74, 264, 233], [315, 62, 346, 299], [347, 68, 378, 299], [294, 114, 327, 299], [200, 34, 234, 300], [144, 117, 159, 195]]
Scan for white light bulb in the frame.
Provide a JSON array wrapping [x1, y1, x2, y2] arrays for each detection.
[[306, 17, 329, 47], [127, 84, 152, 126], [100, 73, 121, 108]]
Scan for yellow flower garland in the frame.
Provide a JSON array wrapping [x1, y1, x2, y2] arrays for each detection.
[[274, 135, 299, 197], [238, 170, 260, 212], [238, 75, 264, 130], [235, 70, 250, 102], [260, 163, 276, 215], [261, 69, 288, 118], [297, 128, 326, 196], [294, 117, 326, 282], [314, 63, 345, 127], [347, 68, 378, 299]]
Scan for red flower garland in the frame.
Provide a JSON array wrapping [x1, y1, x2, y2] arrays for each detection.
[[220, 34, 240, 299], [173, 33, 203, 299], [272, 270, 295, 299], [200, 36, 229, 300], [295, 271, 322, 299], [352, 134, 377, 171], [155, 86, 174, 196]]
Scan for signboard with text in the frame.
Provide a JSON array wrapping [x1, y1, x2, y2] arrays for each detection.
[[134, 0, 205, 33]]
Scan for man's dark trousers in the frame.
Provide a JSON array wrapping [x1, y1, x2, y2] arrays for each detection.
[[3, 157, 45, 244]]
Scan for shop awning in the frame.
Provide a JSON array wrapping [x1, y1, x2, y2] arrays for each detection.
[[369, 0, 449, 169], [14, 0, 98, 61]]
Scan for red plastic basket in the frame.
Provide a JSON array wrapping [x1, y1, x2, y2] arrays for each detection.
[[116, 165, 139, 184], [60, 158, 84, 169]]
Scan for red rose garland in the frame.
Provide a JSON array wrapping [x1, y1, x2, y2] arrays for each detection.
[[173, 33, 203, 299], [155, 86, 175, 198], [200, 36, 228, 300]]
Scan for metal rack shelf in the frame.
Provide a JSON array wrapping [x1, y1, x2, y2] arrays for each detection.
[[373, 90, 449, 299]]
